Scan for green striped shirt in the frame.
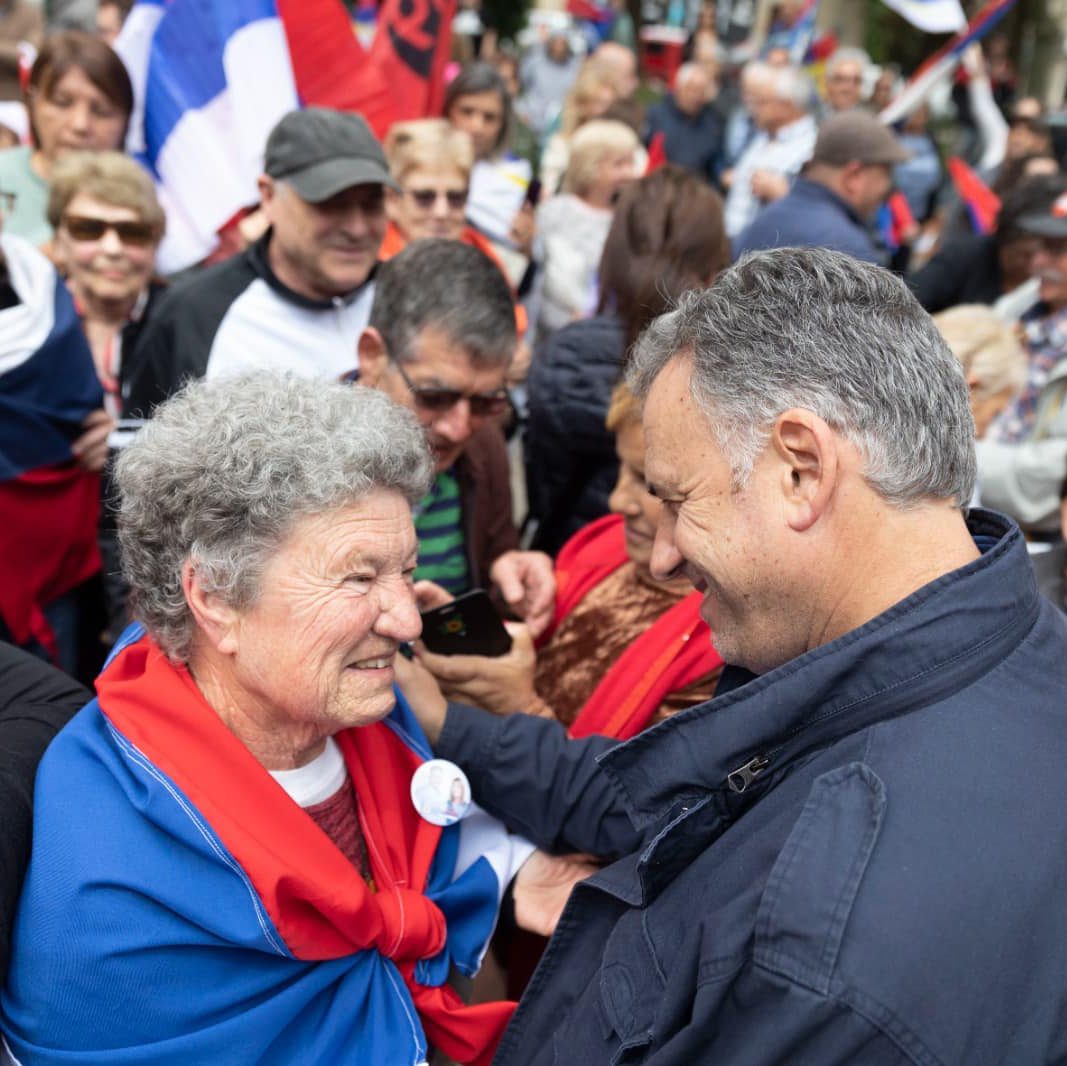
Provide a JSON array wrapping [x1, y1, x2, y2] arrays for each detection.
[[413, 471, 469, 595]]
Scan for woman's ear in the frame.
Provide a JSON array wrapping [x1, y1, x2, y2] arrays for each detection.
[[182, 561, 240, 656]]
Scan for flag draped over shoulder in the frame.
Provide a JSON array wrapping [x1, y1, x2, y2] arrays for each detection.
[[0, 234, 102, 658], [115, 0, 456, 273], [3, 625, 524, 1065]]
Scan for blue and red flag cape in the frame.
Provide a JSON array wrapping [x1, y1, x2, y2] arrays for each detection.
[[2, 625, 521, 1064], [0, 234, 102, 660]]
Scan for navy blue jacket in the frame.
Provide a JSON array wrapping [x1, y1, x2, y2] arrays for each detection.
[[438, 511, 1067, 1064], [645, 95, 723, 185], [525, 314, 626, 556], [734, 177, 881, 264]]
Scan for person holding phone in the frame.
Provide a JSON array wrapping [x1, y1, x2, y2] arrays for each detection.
[[414, 382, 725, 738], [358, 239, 555, 635]]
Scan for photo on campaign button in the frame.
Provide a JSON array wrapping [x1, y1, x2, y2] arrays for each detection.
[[410, 759, 471, 826]]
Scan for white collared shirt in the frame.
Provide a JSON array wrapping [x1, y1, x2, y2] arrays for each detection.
[[724, 113, 819, 239]]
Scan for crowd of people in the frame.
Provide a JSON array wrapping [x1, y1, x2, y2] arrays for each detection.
[[2, 0, 1067, 1063]]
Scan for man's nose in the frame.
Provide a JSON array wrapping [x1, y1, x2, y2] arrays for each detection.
[[649, 524, 685, 583], [433, 399, 474, 444]]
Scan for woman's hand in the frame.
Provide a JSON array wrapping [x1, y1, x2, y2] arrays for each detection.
[[415, 621, 541, 716], [71, 408, 114, 472], [394, 649, 449, 746], [512, 850, 599, 937]]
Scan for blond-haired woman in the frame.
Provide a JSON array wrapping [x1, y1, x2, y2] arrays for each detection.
[[47, 150, 164, 417], [538, 60, 618, 196], [536, 118, 638, 340], [381, 118, 479, 253], [933, 304, 1027, 439]]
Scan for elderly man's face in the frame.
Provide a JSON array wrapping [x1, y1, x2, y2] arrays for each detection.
[[260, 178, 386, 301], [826, 61, 864, 112], [674, 71, 709, 116], [223, 490, 421, 740], [642, 356, 794, 674]]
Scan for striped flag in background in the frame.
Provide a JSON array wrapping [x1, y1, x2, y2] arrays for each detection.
[[115, 0, 455, 273]]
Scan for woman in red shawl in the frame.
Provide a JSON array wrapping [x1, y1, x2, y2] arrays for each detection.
[[415, 383, 724, 740]]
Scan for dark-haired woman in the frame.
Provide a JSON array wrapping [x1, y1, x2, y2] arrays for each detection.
[[444, 61, 535, 265], [0, 31, 132, 247], [525, 165, 729, 554]]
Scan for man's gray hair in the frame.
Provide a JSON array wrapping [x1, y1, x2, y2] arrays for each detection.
[[769, 64, 814, 111], [827, 47, 871, 77], [627, 247, 976, 507], [369, 238, 516, 368], [115, 372, 433, 663]]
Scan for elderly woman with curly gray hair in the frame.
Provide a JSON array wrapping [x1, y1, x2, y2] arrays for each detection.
[[1, 372, 590, 1066]]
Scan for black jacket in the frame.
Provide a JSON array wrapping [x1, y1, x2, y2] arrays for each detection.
[[525, 314, 626, 556], [907, 233, 1002, 313], [0, 644, 88, 981]]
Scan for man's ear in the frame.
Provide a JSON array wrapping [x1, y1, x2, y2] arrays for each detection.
[[182, 561, 240, 656], [357, 328, 389, 387], [770, 408, 839, 533], [257, 175, 278, 220]]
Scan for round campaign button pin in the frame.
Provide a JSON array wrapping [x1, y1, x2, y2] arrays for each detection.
[[411, 759, 472, 826]]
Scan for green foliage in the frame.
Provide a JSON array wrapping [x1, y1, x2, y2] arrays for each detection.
[[484, 0, 533, 43]]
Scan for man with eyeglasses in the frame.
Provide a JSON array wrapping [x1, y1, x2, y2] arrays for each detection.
[[124, 107, 394, 416], [822, 49, 869, 116], [358, 239, 555, 635]]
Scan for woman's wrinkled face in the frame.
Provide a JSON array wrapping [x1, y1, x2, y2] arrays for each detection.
[[217, 491, 422, 741], [54, 192, 158, 305], [32, 66, 126, 163]]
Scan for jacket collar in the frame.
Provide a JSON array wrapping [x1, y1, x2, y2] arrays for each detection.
[[597, 510, 1040, 830], [789, 176, 865, 228], [247, 230, 377, 311]]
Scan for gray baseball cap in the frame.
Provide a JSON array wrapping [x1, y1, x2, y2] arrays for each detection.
[[1016, 193, 1067, 239], [812, 111, 911, 167], [264, 107, 398, 202]]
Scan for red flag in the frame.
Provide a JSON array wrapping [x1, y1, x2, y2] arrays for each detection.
[[277, 0, 397, 136], [947, 156, 1001, 235], [370, 0, 458, 124], [645, 131, 667, 174]]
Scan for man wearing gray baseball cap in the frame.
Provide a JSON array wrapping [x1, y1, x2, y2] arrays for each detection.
[[125, 108, 396, 415], [734, 110, 910, 264]]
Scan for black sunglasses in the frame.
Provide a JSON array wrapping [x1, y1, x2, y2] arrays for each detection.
[[391, 358, 510, 418], [405, 187, 468, 211], [62, 215, 157, 247]]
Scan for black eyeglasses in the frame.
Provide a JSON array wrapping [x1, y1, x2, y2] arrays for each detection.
[[404, 187, 468, 211], [61, 215, 157, 247], [0, 189, 15, 213], [391, 358, 510, 418]]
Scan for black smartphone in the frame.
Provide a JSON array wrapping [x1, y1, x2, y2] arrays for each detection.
[[523, 177, 543, 207], [419, 589, 513, 657]]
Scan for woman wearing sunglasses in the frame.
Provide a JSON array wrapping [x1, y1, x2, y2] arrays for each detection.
[[47, 150, 164, 419], [46, 150, 165, 646], [380, 118, 502, 262]]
